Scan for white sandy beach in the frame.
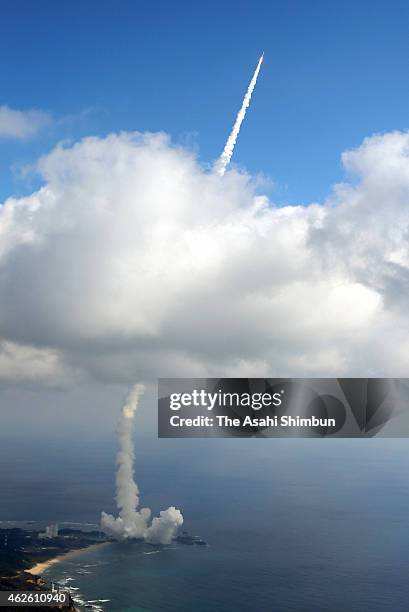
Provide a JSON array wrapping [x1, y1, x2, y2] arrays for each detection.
[[27, 542, 109, 575]]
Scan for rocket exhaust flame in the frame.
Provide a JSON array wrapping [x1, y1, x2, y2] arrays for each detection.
[[215, 53, 264, 176], [101, 384, 183, 544]]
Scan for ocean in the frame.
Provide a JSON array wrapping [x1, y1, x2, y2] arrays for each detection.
[[28, 438, 409, 612]]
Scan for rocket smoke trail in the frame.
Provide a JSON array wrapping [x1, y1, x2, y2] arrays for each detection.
[[101, 384, 183, 544], [215, 53, 264, 176]]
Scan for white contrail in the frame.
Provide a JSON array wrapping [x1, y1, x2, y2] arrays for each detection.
[[114, 384, 145, 524], [101, 384, 183, 544], [215, 53, 264, 176]]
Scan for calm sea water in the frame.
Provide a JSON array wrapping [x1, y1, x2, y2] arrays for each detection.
[[36, 439, 409, 612]]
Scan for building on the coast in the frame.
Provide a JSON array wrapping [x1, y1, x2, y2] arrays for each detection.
[[39, 523, 59, 539]]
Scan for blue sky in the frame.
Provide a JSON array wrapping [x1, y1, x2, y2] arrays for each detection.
[[1, 0, 409, 204]]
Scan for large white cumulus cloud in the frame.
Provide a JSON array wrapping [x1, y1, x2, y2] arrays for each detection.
[[1, 129, 409, 385]]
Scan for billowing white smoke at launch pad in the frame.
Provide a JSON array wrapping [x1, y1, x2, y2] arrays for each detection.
[[101, 384, 183, 544]]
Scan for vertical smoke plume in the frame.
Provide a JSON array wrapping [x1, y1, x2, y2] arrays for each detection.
[[101, 384, 183, 544], [215, 53, 264, 176]]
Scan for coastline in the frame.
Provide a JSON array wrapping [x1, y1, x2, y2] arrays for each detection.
[[27, 542, 110, 576]]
